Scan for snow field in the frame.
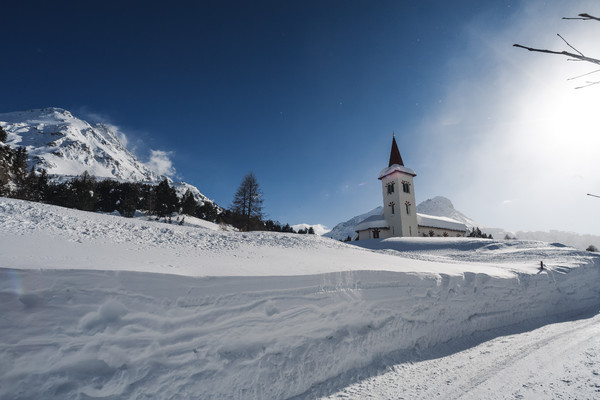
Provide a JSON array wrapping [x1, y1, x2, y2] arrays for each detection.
[[0, 198, 599, 399]]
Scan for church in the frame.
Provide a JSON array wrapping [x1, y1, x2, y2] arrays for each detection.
[[355, 136, 467, 240]]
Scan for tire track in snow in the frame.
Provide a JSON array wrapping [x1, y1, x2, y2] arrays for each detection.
[[320, 312, 600, 399]]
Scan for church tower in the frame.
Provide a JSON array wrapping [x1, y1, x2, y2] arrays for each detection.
[[378, 135, 418, 237]]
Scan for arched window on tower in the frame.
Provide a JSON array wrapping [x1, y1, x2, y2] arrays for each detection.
[[405, 201, 411, 215], [387, 182, 395, 194], [402, 181, 410, 193], [389, 202, 395, 214]]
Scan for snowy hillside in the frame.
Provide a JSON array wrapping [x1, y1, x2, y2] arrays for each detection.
[[1, 197, 599, 399], [0, 107, 213, 205], [324, 206, 383, 241]]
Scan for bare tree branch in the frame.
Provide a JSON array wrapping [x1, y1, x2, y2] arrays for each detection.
[[512, 44, 600, 65], [563, 13, 600, 21], [514, 13, 600, 88]]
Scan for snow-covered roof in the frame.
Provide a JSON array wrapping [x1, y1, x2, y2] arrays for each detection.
[[355, 214, 389, 232], [378, 164, 416, 180], [417, 213, 467, 232]]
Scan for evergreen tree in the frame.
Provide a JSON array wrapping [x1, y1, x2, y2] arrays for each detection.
[[197, 201, 219, 222], [154, 179, 179, 218], [0, 126, 7, 143], [264, 219, 284, 232], [468, 227, 492, 239], [46, 180, 75, 208], [139, 184, 156, 213], [12, 147, 28, 186], [15, 167, 40, 201], [117, 182, 139, 217], [180, 190, 197, 216], [308, 227, 315, 234], [95, 179, 120, 213], [70, 171, 97, 211], [231, 172, 264, 231]]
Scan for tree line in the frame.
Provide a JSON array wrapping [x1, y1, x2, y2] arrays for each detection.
[[0, 128, 314, 234]]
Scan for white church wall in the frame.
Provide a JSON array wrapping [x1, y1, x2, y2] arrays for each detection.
[[418, 225, 466, 237]]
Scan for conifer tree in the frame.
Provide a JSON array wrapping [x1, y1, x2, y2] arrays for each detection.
[[0, 126, 7, 143], [155, 179, 179, 218], [197, 201, 219, 222], [117, 182, 139, 217], [12, 147, 28, 185], [71, 171, 97, 211], [180, 190, 197, 216]]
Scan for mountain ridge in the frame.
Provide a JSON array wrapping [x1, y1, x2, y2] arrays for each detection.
[[0, 107, 212, 204]]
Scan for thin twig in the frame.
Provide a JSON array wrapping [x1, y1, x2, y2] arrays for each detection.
[[557, 34, 584, 56], [567, 68, 600, 80], [575, 80, 600, 89]]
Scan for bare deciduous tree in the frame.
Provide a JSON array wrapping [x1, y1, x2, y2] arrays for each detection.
[[514, 13, 600, 88], [232, 172, 264, 231]]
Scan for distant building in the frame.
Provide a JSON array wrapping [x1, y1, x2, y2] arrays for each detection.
[[355, 136, 467, 240]]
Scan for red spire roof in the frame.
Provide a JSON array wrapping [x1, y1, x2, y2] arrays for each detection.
[[388, 134, 404, 167]]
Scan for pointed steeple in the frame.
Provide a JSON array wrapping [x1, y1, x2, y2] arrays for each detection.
[[388, 134, 404, 167]]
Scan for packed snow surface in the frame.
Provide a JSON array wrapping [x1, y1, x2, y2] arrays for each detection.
[[1, 198, 599, 399]]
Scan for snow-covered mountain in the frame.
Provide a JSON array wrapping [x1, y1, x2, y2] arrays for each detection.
[[0, 107, 212, 204], [323, 206, 383, 241], [416, 196, 479, 228], [0, 108, 160, 181]]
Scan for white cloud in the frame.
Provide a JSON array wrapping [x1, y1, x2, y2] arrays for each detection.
[[146, 149, 176, 177], [105, 124, 129, 148]]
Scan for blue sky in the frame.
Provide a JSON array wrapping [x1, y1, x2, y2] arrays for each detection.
[[2, 1, 600, 235]]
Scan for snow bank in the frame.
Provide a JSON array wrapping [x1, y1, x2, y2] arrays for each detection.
[[1, 198, 599, 399]]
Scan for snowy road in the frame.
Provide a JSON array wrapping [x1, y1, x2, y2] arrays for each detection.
[[320, 312, 600, 400]]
